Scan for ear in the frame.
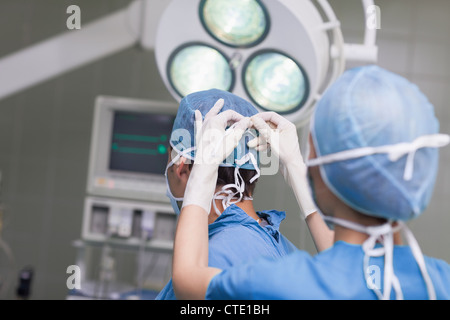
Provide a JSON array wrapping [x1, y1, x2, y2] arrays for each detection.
[[174, 157, 192, 183]]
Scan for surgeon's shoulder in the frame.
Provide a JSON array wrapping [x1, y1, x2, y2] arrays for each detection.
[[278, 234, 299, 253], [209, 224, 256, 243], [424, 255, 450, 298], [205, 249, 314, 300], [424, 255, 450, 275]]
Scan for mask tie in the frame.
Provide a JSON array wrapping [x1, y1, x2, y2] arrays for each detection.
[[306, 134, 450, 181], [165, 146, 196, 214], [322, 215, 436, 300], [212, 151, 260, 216]]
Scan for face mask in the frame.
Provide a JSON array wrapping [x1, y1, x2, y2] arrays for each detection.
[[164, 147, 195, 215], [165, 162, 183, 215]]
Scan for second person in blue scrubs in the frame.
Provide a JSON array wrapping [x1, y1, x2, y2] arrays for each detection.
[[156, 89, 325, 300]]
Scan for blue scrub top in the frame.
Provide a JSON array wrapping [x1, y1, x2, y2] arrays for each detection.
[[155, 204, 297, 300], [206, 241, 450, 300]]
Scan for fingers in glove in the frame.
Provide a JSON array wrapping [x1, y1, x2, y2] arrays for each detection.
[[213, 109, 245, 129], [231, 116, 252, 132], [251, 116, 273, 142], [255, 143, 269, 152], [194, 110, 203, 146], [222, 117, 252, 157], [204, 99, 225, 122], [253, 111, 295, 131], [254, 111, 284, 126], [247, 135, 268, 149]]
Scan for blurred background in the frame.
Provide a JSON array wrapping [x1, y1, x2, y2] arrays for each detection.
[[0, 0, 448, 299]]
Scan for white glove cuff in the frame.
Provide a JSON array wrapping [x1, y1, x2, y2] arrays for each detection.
[[285, 161, 317, 219], [181, 164, 218, 215]]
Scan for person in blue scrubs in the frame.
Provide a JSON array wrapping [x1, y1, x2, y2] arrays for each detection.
[[171, 66, 450, 300], [156, 89, 313, 300], [157, 205, 297, 299]]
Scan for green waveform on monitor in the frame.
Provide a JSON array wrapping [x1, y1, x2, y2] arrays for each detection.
[[113, 133, 168, 143], [111, 143, 167, 155]]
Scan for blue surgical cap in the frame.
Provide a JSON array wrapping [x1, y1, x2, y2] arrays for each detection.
[[170, 88, 259, 170], [311, 65, 440, 221]]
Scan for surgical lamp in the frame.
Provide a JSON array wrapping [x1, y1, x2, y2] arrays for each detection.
[[155, 0, 379, 127], [0, 0, 378, 127]]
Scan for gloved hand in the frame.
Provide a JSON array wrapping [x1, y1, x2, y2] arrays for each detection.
[[182, 99, 252, 214], [248, 112, 317, 219]]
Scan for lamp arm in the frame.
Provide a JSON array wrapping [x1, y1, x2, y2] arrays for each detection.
[[296, 0, 378, 128], [344, 0, 379, 62], [0, 0, 142, 102], [295, 0, 346, 128]]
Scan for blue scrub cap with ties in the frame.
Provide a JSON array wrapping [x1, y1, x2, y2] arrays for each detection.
[[309, 65, 449, 221], [170, 88, 260, 170]]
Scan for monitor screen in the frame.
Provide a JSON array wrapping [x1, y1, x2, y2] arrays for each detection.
[[87, 96, 179, 202], [109, 111, 175, 175]]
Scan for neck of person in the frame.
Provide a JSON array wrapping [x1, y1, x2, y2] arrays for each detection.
[[331, 206, 403, 245], [208, 196, 259, 225]]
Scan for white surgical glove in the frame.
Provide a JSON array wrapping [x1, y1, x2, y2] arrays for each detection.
[[249, 112, 317, 219], [182, 99, 252, 214]]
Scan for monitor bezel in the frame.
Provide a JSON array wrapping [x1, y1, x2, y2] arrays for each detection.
[[86, 95, 178, 203]]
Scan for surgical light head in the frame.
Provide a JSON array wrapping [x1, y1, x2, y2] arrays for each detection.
[[243, 50, 309, 114], [168, 44, 234, 98], [309, 65, 449, 221], [200, 0, 269, 47], [155, 0, 374, 128]]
